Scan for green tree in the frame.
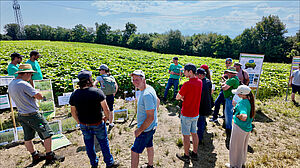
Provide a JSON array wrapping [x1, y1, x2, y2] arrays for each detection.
[[213, 35, 234, 59], [95, 23, 111, 44], [166, 30, 183, 54], [53, 27, 71, 41], [24, 24, 40, 40], [122, 22, 137, 46], [107, 29, 122, 46], [192, 33, 219, 57], [39, 24, 54, 40], [4, 23, 21, 40], [233, 27, 259, 57], [70, 24, 94, 43], [255, 15, 288, 62]]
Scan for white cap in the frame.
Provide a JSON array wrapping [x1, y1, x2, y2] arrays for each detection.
[[130, 70, 145, 78], [232, 85, 251, 95]]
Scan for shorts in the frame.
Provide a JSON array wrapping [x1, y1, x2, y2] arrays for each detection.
[[180, 115, 199, 135], [18, 113, 54, 141], [131, 129, 156, 154], [292, 84, 300, 94]]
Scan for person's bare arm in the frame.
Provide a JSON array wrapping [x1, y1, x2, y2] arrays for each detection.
[[236, 114, 247, 121], [134, 109, 155, 137], [70, 106, 80, 124], [176, 93, 184, 101], [222, 84, 231, 91], [33, 93, 43, 100], [156, 98, 160, 111], [101, 100, 111, 122], [114, 82, 118, 96], [289, 76, 294, 87], [93, 80, 99, 88]]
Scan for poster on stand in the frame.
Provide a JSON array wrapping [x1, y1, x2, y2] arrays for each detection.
[[0, 76, 15, 86], [33, 79, 55, 119], [291, 56, 300, 75], [0, 94, 16, 109], [239, 53, 265, 88]]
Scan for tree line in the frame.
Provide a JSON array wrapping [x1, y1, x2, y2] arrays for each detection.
[[1, 15, 299, 63]]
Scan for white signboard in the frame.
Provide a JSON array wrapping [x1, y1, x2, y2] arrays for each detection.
[[0, 76, 15, 86], [239, 53, 264, 88], [58, 95, 71, 106], [0, 94, 16, 109]]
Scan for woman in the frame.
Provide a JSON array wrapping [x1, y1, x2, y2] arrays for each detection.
[[200, 64, 211, 81], [226, 85, 255, 168], [93, 64, 118, 131]]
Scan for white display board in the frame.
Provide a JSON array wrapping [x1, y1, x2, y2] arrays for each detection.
[[58, 93, 72, 106], [291, 56, 300, 75], [239, 53, 265, 88], [0, 76, 15, 86], [0, 94, 16, 109]]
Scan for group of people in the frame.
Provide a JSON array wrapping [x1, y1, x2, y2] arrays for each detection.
[[6, 51, 299, 168]]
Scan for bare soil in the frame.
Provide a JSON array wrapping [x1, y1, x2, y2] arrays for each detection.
[[0, 96, 299, 168]]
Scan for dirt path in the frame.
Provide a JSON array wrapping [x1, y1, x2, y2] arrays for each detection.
[[0, 98, 299, 168]]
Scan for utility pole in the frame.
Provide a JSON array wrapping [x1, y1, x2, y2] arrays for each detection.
[[12, 0, 24, 38]]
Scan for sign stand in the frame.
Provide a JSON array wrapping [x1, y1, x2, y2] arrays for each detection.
[[286, 56, 300, 101], [8, 94, 18, 141], [128, 87, 138, 127]]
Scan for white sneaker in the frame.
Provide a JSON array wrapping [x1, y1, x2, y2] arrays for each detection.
[[225, 163, 231, 168]]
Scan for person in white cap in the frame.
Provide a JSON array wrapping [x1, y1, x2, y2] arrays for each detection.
[[130, 70, 159, 168], [93, 64, 118, 132], [225, 85, 256, 168]]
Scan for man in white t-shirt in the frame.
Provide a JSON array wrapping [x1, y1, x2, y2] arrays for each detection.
[[290, 64, 300, 105]]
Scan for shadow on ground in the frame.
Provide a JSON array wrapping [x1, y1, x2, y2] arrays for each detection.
[[254, 110, 273, 123]]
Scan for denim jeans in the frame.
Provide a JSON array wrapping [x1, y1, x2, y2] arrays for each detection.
[[225, 97, 234, 130], [197, 116, 206, 141], [164, 78, 179, 99], [80, 122, 114, 167], [212, 90, 225, 119]]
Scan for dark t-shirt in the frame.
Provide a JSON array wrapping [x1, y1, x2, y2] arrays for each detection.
[[69, 87, 106, 124], [199, 77, 212, 116]]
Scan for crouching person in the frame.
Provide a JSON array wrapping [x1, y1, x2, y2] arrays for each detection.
[[130, 70, 159, 168], [69, 70, 119, 168], [8, 64, 65, 165]]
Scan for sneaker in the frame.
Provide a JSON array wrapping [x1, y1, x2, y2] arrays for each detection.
[[140, 163, 154, 168], [189, 151, 198, 161], [176, 153, 190, 163], [209, 118, 217, 122], [225, 163, 231, 168], [31, 151, 46, 165], [106, 160, 120, 168], [45, 152, 65, 165]]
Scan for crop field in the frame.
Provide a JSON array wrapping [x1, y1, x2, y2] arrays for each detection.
[[0, 41, 291, 100]]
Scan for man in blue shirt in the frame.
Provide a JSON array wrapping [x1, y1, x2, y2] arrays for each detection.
[[130, 70, 160, 168], [26, 50, 43, 80], [7, 52, 24, 77]]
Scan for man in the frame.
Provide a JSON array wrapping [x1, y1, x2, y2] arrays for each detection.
[[26, 50, 43, 80], [176, 63, 202, 163], [196, 68, 212, 144], [234, 62, 250, 85], [210, 58, 232, 122], [290, 64, 300, 105], [7, 52, 24, 77], [130, 70, 159, 168], [69, 70, 119, 168], [222, 67, 240, 147], [8, 64, 64, 165], [163, 57, 182, 102]]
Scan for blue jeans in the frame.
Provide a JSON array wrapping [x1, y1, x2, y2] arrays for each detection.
[[212, 90, 225, 119], [164, 78, 179, 100], [197, 116, 206, 141], [80, 122, 114, 167], [225, 98, 234, 130]]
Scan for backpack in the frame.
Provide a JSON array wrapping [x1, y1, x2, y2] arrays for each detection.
[[100, 75, 116, 95]]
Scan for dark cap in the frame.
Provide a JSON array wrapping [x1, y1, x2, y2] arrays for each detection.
[[78, 70, 92, 80], [97, 64, 109, 70], [10, 52, 24, 58], [184, 63, 197, 73], [173, 57, 178, 60], [196, 68, 206, 75], [234, 62, 243, 66], [30, 50, 41, 57]]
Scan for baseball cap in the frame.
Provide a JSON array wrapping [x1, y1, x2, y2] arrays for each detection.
[[234, 62, 243, 66], [232, 85, 251, 95], [200, 64, 209, 70], [97, 64, 109, 70], [173, 57, 178, 60], [196, 68, 206, 75], [130, 70, 145, 78], [10, 52, 24, 59], [77, 70, 92, 80], [30, 50, 41, 57], [225, 58, 233, 63]]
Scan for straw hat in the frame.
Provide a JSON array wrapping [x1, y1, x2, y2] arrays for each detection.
[[15, 64, 37, 74]]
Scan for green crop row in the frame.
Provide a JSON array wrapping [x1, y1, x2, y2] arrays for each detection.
[[0, 41, 291, 101]]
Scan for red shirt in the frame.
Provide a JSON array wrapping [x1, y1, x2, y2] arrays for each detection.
[[179, 77, 202, 117]]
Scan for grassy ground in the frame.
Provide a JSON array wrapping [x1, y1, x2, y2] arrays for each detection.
[[0, 95, 299, 168]]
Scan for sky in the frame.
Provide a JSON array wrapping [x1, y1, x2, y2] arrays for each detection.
[[0, 0, 299, 38]]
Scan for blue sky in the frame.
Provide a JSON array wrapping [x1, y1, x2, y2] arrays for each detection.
[[1, 1, 299, 38]]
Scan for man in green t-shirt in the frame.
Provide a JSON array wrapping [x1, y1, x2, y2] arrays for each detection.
[[7, 52, 24, 77], [221, 67, 239, 147], [26, 50, 43, 81], [163, 57, 182, 102]]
